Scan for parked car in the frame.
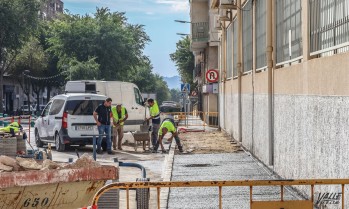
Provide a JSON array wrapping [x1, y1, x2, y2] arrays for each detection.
[[34, 93, 108, 151], [20, 105, 35, 115], [160, 103, 181, 125], [33, 104, 46, 115]]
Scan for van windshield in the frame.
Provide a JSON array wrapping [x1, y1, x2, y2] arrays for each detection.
[[65, 100, 104, 115]]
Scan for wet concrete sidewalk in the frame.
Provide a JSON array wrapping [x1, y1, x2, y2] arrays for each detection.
[[167, 150, 302, 209]]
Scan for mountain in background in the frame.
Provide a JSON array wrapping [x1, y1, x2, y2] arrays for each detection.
[[163, 76, 181, 90]]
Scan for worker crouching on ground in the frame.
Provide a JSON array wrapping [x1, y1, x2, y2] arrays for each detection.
[[145, 98, 160, 153], [157, 119, 183, 154], [111, 104, 128, 150]]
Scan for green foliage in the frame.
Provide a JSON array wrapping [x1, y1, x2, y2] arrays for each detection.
[[0, 0, 40, 51], [11, 37, 48, 76], [67, 57, 100, 80], [170, 36, 195, 91], [0, 0, 41, 112], [170, 89, 181, 103], [48, 8, 150, 80], [130, 61, 170, 104]]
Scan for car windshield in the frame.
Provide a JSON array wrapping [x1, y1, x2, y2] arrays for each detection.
[[64, 100, 104, 115]]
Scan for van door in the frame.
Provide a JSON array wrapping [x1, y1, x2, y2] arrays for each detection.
[[123, 87, 146, 132], [40, 102, 52, 139], [47, 99, 65, 140]]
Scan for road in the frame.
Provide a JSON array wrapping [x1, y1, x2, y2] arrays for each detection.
[[25, 128, 168, 209]]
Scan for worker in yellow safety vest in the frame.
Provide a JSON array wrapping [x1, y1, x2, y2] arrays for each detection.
[[145, 98, 161, 153], [158, 119, 183, 153], [111, 104, 128, 150], [0, 122, 22, 136]]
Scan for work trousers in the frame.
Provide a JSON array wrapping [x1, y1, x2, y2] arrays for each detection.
[[112, 125, 124, 149]]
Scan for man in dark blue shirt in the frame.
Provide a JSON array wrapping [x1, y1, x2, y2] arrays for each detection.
[[93, 98, 114, 154]]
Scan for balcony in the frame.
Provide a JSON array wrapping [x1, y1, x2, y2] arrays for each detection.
[[191, 22, 209, 51], [191, 22, 209, 42]]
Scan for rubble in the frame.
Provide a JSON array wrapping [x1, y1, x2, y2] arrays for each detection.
[[64, 153, 101, 169], [0, 153, 100, 172]]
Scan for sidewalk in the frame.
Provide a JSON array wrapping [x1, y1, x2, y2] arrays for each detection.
[[166, 131, 302, 209]]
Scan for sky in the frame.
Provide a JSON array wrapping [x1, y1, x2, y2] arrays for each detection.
[[63, 0, 191, 77]]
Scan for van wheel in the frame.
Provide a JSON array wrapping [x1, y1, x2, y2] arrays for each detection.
[[35, 129, 44, 147], [55, 132, 65, 152]]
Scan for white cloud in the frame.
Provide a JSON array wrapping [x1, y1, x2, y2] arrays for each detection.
[[155, 0, 189, 12], [63, 0, 189, 14]]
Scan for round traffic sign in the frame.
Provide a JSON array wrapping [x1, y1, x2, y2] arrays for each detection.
[[206, 69, 219, 83]]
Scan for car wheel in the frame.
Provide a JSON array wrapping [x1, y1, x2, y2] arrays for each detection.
[[55, 132, 65, 152], [35, 129, 44, 147]]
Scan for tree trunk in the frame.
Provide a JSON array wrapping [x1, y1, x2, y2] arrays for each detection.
[[46, 85, 51, 103], [0, 49, 4, 114], [0, 69, 3, 114]]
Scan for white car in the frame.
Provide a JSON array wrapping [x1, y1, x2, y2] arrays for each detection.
[[34, 93, 108, 151]]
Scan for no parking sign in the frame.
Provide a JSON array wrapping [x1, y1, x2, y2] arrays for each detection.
[[206, 69, 219, 83]]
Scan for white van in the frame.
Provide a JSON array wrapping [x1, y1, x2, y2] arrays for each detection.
[[34, 93, 108, 151], [65, 80, 148, 131]]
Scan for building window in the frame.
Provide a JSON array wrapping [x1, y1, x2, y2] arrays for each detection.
[[226, 23, 233, 79], [242, 0, 253, 72], [233, 18, 238, 78], [275, 0, 302, 64], [309, 0, 349, 56], [255, 0, 267, 70]]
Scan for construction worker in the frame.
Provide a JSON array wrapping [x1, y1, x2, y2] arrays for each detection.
[[0, 122, 22, 136], [93, 98, 114, 155], [111, 104, 128, 150], [158, 118, 183, 153], [145, 98, 160, 153]]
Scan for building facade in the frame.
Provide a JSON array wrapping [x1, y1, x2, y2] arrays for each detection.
[[191, 0, 349, 195], [190, 0, 220, 115]]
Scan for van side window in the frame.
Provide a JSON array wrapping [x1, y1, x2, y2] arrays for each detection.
[[134, 88, 143, 105], [42, 102, 52, 117], [65, 100, 104, 115], [49, 99, 65, 115]]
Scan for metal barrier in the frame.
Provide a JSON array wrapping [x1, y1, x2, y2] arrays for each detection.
[[92, 179, 348, 209], [161, 111, 219, 130]]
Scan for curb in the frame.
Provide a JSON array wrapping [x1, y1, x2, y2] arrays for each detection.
[[160, 140, 176, 209]]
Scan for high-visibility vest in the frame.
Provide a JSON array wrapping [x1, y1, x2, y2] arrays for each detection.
[[150, 100, 160, 119], [111, 106, 126, 126], [0, 122, 20, 133], [158, 120, 176, 136]]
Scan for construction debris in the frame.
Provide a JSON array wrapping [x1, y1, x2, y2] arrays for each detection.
[[0, 153, 100, 172], [65, 153, 101, 169]]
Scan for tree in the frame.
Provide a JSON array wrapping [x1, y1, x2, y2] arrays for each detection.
[[170, 36, 196, 91], [0, 0, 41, 113], [170, 88, 181, 103], [48, 8, 150, 81], [10, 37, 48, 110]]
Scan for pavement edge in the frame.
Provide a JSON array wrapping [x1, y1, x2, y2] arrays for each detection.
[[160, 140, 176, 209]]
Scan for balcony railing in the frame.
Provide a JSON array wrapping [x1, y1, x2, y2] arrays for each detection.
[[192, 22, 209, 42]]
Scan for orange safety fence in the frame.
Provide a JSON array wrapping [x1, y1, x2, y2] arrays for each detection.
[[161, 111, 219, 130]]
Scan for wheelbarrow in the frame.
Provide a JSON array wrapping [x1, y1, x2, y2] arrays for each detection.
[[131, 125, 150, 152]]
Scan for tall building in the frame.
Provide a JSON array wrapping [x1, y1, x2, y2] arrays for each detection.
[[190, 0, 349, 195], [40, 0, 64, 20]]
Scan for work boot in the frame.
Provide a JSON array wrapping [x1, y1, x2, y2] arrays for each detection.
[[178, 146, 183, 153], [107, 150, 115, 155]]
